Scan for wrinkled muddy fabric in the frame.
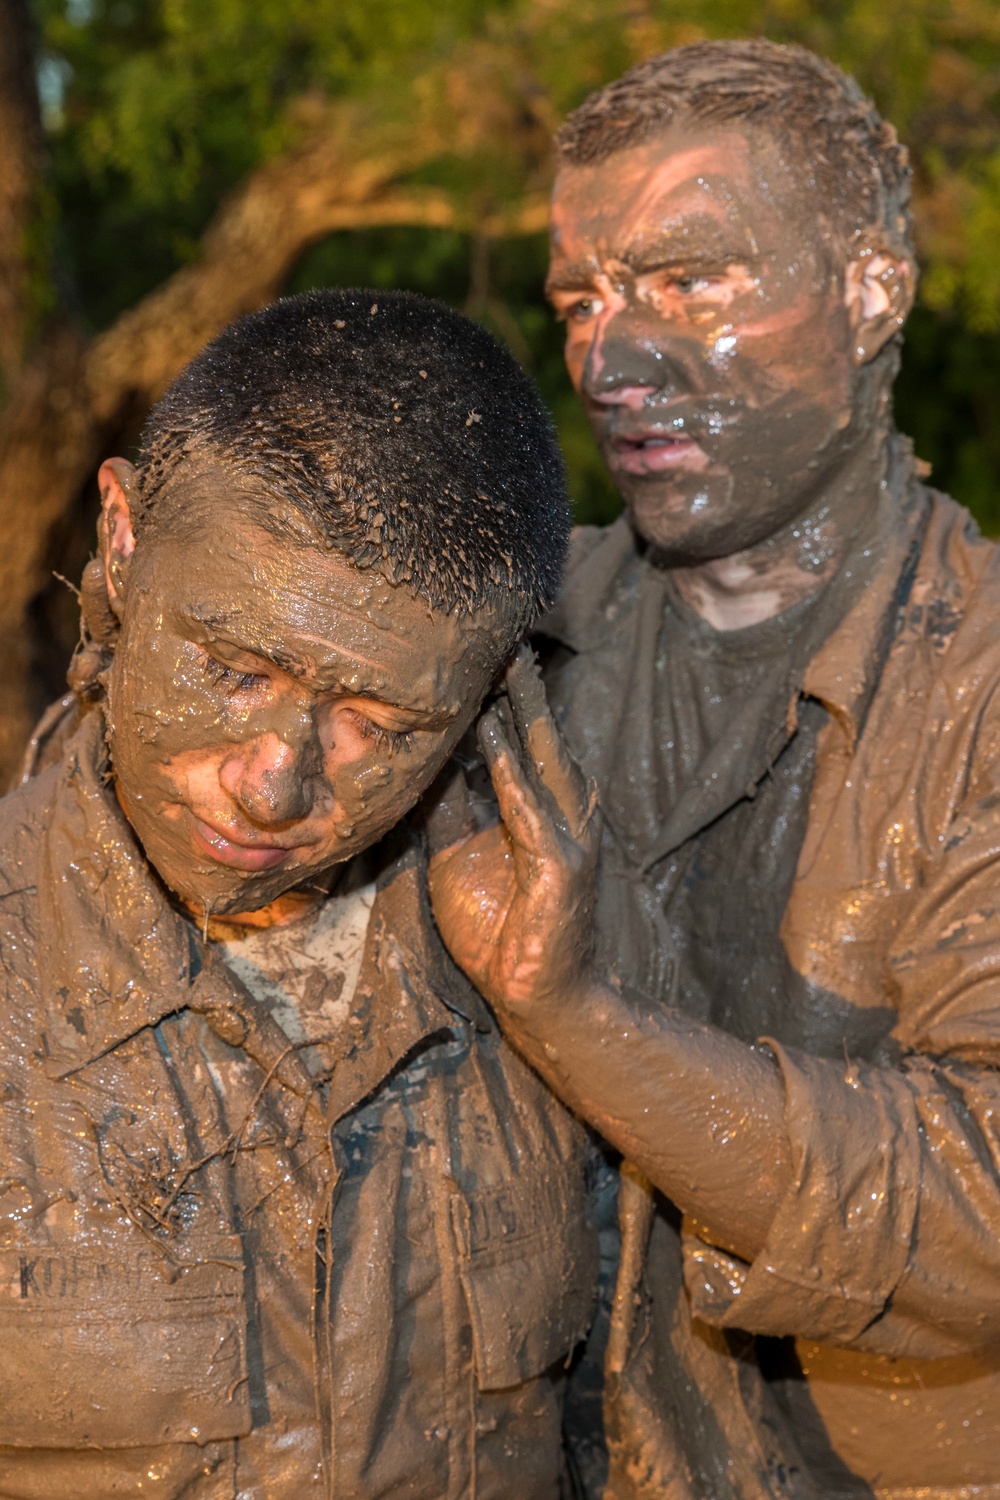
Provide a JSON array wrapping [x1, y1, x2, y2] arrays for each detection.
[[0, 713, 597, 1500], [542, 447, 1000, 1498]]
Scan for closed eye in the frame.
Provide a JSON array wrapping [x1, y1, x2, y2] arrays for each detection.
[[201, 654, 269, 695], [343, 708, 414, 755]]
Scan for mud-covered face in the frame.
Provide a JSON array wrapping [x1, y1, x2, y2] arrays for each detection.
[[548, 125, 864, 560], [106, 484, 501, 916]]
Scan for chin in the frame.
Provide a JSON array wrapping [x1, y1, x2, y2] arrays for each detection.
[[155, 859, 289, 918], [625, 499, 738, 563], [625, 481, 804, 566], [617, 468, 726, 545]]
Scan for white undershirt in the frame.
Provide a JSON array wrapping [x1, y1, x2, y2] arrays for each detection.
[[214, 881, 377, 1069]]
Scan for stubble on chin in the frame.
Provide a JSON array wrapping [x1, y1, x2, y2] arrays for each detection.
[[621, 469, 735, 558]]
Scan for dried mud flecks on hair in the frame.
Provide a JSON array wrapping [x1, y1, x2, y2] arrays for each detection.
[[133, 289, 569, 637]]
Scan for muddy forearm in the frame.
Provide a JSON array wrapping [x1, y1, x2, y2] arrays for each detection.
[[508, 981, 792, 1262]]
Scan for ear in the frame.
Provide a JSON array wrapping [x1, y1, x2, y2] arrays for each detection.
[[96, 458, 138, 621], [844, 248, 915, 365]]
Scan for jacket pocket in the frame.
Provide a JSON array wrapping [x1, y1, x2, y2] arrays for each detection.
[[450, 1165, 598, 1391], [0, 1240, 251, 1448]]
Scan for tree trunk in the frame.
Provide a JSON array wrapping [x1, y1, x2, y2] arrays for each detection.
[[0, 324, 93, 779], [0, 0, 45, 387]]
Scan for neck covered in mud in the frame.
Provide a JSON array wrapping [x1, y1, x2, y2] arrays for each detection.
[[662, 393, 897, 631]]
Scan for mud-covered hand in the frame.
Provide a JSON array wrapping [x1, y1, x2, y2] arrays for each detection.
[[432, 651, 792, 1262], [428, 644, 601, 1017]]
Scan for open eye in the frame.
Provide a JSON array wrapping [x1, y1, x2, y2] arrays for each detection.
[[555, 294, 605, 323], [664, 268, 754, 303], [669, 273, 722, 296], [639, 270, 735, 315]]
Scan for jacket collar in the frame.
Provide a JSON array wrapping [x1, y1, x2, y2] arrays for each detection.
[[537, 515, 636, 657], [35, 711, 491, 1107], [37, 712, 194, 1077], [326, 853, 493, 1124], [801, 489, 929, 752], [544, 495, 926, 747]]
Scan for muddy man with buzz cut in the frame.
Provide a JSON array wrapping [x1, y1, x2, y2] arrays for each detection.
[[0, 288, 597, 1500], [432, 40, 1000, 1498]]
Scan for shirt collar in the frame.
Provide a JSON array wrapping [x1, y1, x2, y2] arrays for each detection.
[[539, 468, 930, 872], [537, 515, 637, 655], [326, 851, 494, 1124], [36, 711, 195, 1078], [802, 489, 928, 750]]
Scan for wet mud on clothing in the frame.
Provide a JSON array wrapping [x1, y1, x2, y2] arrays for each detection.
[[543, 446, 1000, 1498], [0, 714, 597, 1499]]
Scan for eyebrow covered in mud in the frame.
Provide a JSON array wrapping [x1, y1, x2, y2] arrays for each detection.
[[623, 239, 756, 278], [190, 628, 465, 729], [546, 244, 755, 297]]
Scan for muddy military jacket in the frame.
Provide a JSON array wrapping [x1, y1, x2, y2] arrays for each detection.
[[543, 469, 1000, 1500], [0, 711, 596, 1500]]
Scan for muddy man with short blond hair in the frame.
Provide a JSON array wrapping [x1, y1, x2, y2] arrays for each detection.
[[432, 40, 1000, 1499]]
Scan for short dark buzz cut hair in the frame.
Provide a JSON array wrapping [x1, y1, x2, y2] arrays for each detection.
[[135, 289, 570, 641], [556, 39, 914, 261]]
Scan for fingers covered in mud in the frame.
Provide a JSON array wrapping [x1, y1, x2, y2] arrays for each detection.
[[477, 701, 555, 858], [503, 644, 600, 848]]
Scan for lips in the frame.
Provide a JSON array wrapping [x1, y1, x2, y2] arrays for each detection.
[[190, 815, 293, 872], [608, 430, 708, 475]]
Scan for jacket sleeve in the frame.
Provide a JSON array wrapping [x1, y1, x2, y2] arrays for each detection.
[[681, 780, 1000, 1360]]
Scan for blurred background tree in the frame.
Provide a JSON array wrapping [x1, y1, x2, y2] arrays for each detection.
[[2, 0, 1000, 781]]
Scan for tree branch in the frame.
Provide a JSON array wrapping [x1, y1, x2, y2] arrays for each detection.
[[85, 104, 548, 418]]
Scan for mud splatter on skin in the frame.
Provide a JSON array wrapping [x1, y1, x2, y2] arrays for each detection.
[[547, 123, 912, 626], [102, 464, 501, 919]]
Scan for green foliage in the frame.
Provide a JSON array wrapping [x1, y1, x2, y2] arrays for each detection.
[[31, 0, 1000, 528], [895, 305, 1000, 534]]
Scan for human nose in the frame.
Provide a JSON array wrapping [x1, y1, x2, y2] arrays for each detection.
[[589, 385, 658, 409], [581, 329, 703, 406], [219, 729, 317, 827]]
